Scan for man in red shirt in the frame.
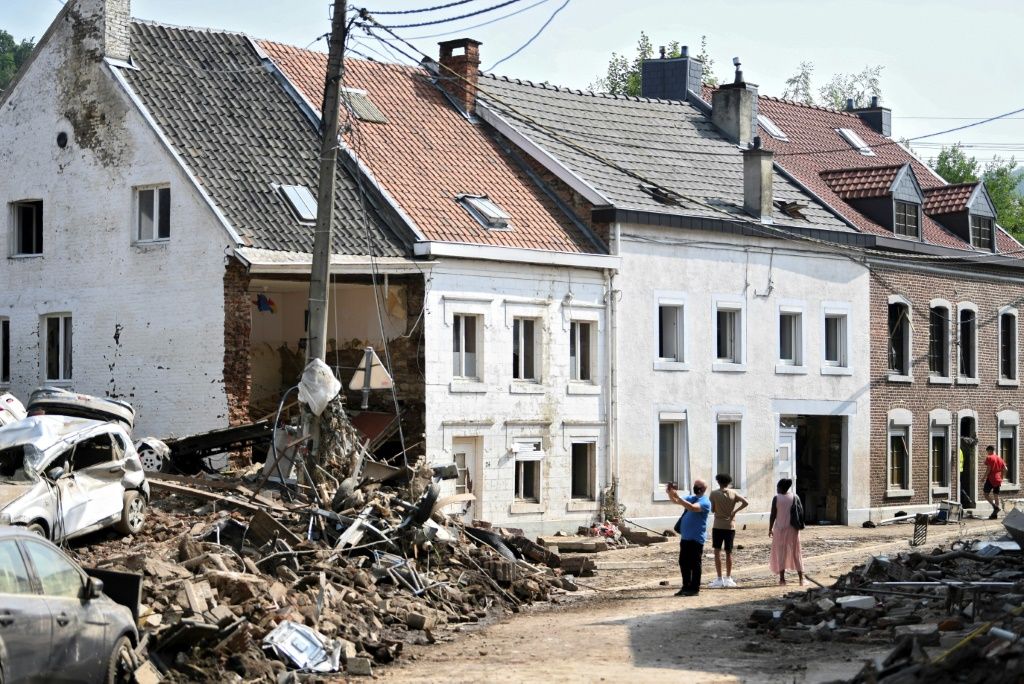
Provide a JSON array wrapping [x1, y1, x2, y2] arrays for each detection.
[[984, 445, 1007, 520]]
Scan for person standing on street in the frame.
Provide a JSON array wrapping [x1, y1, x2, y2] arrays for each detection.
[[768, 478, 805, 586], [984, 445, 1007, 520], [668, 479, 711, 596], [708, 473, 748, 588]]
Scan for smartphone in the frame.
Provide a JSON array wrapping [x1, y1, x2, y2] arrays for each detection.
[[667, 481, 678, 490]]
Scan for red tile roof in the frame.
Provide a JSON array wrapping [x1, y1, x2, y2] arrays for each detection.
[[923, 183, 977, 215], [819, 164, 904, 199], [259, 42, 598, 254]]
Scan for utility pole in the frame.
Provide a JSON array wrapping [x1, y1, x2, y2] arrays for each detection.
[[305, 0, 347, 471]]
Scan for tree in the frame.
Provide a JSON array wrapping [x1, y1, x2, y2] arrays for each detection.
[[781, 61, 814, 105], [0, 30, 35, 93], [931, 144, 1024, 235], [779, 62, 883, 109], [590, 32, 718, 96], [932, 144, 980, 184]]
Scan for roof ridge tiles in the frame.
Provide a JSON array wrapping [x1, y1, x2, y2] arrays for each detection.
[[758, 93, 859, 117], [131, 17, 250, 38], [819, 162, 907, 176], [478, 70, 688, 106]]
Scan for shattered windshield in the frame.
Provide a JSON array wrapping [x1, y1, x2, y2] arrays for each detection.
[[0, 446, 39, 483]]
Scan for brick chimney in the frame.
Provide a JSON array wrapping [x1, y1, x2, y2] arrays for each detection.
[[437, 38, 481, 114], [640, 44, 704, 100], [75, 0, 132, 62], [711, 58, 759, 146], [742, 137, 774, 223], [849, 96, 892, 137]]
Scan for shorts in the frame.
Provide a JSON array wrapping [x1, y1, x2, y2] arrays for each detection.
[[984, 480, 1001, 494], [711, 528, 735, 552]]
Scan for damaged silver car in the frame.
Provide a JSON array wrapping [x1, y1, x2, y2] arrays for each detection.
[[0, 416, 150, 541]]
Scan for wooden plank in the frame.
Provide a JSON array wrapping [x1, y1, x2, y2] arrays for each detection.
[[149, 479, 264, 513], [148, 474, 291, 512]]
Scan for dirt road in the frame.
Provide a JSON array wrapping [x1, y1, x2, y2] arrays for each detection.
[[379, 518, 1004, 683]]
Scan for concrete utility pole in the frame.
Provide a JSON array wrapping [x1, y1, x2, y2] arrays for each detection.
[[305, 0, 347, 469]]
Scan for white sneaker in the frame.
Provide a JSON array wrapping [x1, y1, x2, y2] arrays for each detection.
[[709, 577, 725, 588], [724, 577, 738, 588]]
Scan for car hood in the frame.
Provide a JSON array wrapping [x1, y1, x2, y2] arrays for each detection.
[[0, 482, 31, 508], [0, 416, 103, 472]]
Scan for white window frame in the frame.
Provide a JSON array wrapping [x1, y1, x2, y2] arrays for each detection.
[[511, 316, 540, 383], [0, 317, 8, 385], [569, 319, 596, 383], [452, 313, 482, 381], [929, 409, 952, 497], [998, 306, 1019, 386], [569, 441, 598, 501], [997, 410, 1019, 489], [957, 302, 979, 384], [887, 409, 913, 497], [654, 292, 687, 370], [134, 184, 171, 243], [41, 313, 72, 383], [928, 299, 953, 384], [10, 199, 43, 257], [836, 127, 876, 156], [512, 438, 544, 506], [776, 302, 806, 374], [653, 408, 688, 501], [712, 296, 745, 372], [887, 295, 913, 382], [277, 184, 318, 224], [713, 410, 744, 490], [821, 302, 852, 375]]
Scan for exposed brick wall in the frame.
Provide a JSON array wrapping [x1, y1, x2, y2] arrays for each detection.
[[868, 262, 1024, 508], [223, 258, 253, 426]]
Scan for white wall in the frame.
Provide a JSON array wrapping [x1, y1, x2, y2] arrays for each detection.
[[0, 20, 235, 437], [613, 223, 872, 527], [423, 258, 610, 535]]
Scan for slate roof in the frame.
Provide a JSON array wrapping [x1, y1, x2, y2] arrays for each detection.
[[259, 42, 599, 254], [475, 75, 851, 232], [924, 183, 978, 215], [819, 165, 904, 199], [755, 95, 1020, 253], [119, 22, 407, 257]]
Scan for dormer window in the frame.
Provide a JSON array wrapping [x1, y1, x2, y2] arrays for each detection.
[[970, 215, 994, 250], [894, 201, 920, 238], [836, 128, 876, 156], [457, 195, 511, 230]]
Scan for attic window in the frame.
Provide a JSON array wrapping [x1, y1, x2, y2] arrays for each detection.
[[836, 128, 876, 156], [278, 184, 318, 224], [342, 88, 388, 124], [757, 114, 789, 141], [457, 195, 511, 230], [971, 215, 994, 250], [639, 183, 682, 206]]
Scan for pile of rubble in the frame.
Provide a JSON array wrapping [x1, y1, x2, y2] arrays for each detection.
[[70, 394, 586, 682], [748, 511, 1024, 683]]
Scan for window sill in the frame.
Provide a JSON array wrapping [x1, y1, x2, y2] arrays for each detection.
[[712, 362, 746, 373], [775, 364, 808, 375], [887, 373, 913, 383], [931, 486, 950, 497], [566, 500, 599, 512], [449, 381, 487, 394], [653, 360, 689, 372], [566, 382, 601, 395], [821, 366, 853, 376], [957, 377, 980, 386], [885, 488, 915, 498], [133, 239, 170, 248], [928, 375, 953, 385], [998, 378, 1020, 387], [509, 382, 544, 394], [8, 253, 43, 260], [1000, 483, 1020, 493], [510, 502, 545, 514]]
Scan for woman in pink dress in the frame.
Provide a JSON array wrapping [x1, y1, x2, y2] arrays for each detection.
[[768, 478, 804, 586]]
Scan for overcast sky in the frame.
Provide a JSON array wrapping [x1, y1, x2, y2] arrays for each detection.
[[7, 0, 1024, 163]]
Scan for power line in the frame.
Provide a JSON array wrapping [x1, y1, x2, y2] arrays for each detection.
[[359, 0, 525, 29], [485, 0, 569, 72], [365, 0, 477, 14], [403, 0, 551, 40]]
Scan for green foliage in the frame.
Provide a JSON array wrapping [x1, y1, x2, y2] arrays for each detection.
[[590, 32, 717, 96], [932, 143, 980, 184], [931, 144, 1024, 236], [781, 61, 814, 105], [780, 62, 883, 109], [0, 30, 35, 93]]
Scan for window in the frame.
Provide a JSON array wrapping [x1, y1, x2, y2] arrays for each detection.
[[1, 319, 8, 383], [452, 314, 479, 379], [715, 306, 741, 364], [0, 540, 32, 595], [716, 419, 741, 480], [278, 185, 318, 224], [457, 195, 511, 230], [1000, 311, 1017, 381], [569, 321, 593, 381], [889, 428, 910, 490], [779, 311, 802, 365], [894, 201, 920, 238], [928, 306, 950, 378], [888, 302, 911, 376], [970, 215, 994, 250], [959, 308, 977, 379], [570, 443, 596, 500], [824, 313, 848, 367], [341, 88, 388, 124], [12, 200, 43, 255], [136, 186, 171, 241], [757, 114, 789, 141], [43, 315, 72, 382], [1000, 425, 1018, 485], [513, 440, 542, 502], [657, 418, 686, 486], [836, 127, 876, 156], [930, 428, 949, 487], [23, 541, 83, 598], [658, 305, 684, 362], [512, 317, 538, 381], [454, 451, 469, 495]]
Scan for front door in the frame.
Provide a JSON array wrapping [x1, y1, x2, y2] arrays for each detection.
[[451, 437, 478, 521], [777, 426, 797, 486]]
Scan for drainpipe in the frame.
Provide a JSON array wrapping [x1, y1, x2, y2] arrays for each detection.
[[606, 222, 621, 510]]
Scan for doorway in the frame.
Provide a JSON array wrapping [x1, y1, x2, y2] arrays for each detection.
[[959, 416, 977, 509], [783, 415, 845, 524], [450, 437, 479, 521]]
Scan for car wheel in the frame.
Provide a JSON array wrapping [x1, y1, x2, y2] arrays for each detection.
[[25, 522, 47, 539], [138, 447, 166, 473], [115, 491, 146, 535], [104, 635, 133, 684]]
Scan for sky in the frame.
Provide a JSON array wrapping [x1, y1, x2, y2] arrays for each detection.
[[6, 0, 1024, 164]]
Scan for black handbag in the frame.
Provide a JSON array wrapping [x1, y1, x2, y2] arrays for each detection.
[[674, 512, 685, 534], [790, 495, 806, 530]]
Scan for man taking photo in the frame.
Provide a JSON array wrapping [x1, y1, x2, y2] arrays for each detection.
[[668, 479, 711, 596]]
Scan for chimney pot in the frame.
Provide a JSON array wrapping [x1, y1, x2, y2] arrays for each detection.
[[846, 98, 855, 111], [870, 95, 879, 107], [659, 46, 666, 59], [437, 38, 482, 114], [742, 145, 774, 223], [681, 45, 689, 58]]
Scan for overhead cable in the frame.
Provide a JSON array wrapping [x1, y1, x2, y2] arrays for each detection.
[[361, 0, 524, 29], [485, 0, 569, 72], [404, 0, 551, 40], [365, 0, 477, 14]]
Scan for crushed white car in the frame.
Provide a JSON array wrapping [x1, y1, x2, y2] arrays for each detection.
[[0, 415, 150, 541]]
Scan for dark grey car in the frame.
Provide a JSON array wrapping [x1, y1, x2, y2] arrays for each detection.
[[0, 527, 136, 683]]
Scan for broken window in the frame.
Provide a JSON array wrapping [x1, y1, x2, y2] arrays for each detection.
[[929, 306, 950, 378], [715, 306, 741, 364], [136, 186, 171, 241], [512, 317, 538, 381], [959, 308, 977, 379], [658, 305, 684, 362], [70, 433, 117, 470], [930, 428, 948, 487], [569, 321, 593, 382], [889, 429, 909, 489], [12, 200, 43, 256], [513, 440, 542, 503], [43, 314, 72, 382], [824, 313, 848, 367], [454, 451, 469, 495], [716, 420, 740, 479], [1000, 311, 1017, 381], [1000, 425, 1018, 484], [1, 318, 8, 383], [970, 215, 994, 250], [894, 201, 920, 238], [888, 302, 911, 376], [452, 314, 479, 380], [570, 442, 595, 500], [779, 311, 802, 365]]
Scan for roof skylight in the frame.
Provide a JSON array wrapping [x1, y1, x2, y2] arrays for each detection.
[[836, 128, 876, 156], [757, 114, 789, 141], [457, 195, 511, 230], [278, 184, 318, 223], [342, 88, 388, 124]]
